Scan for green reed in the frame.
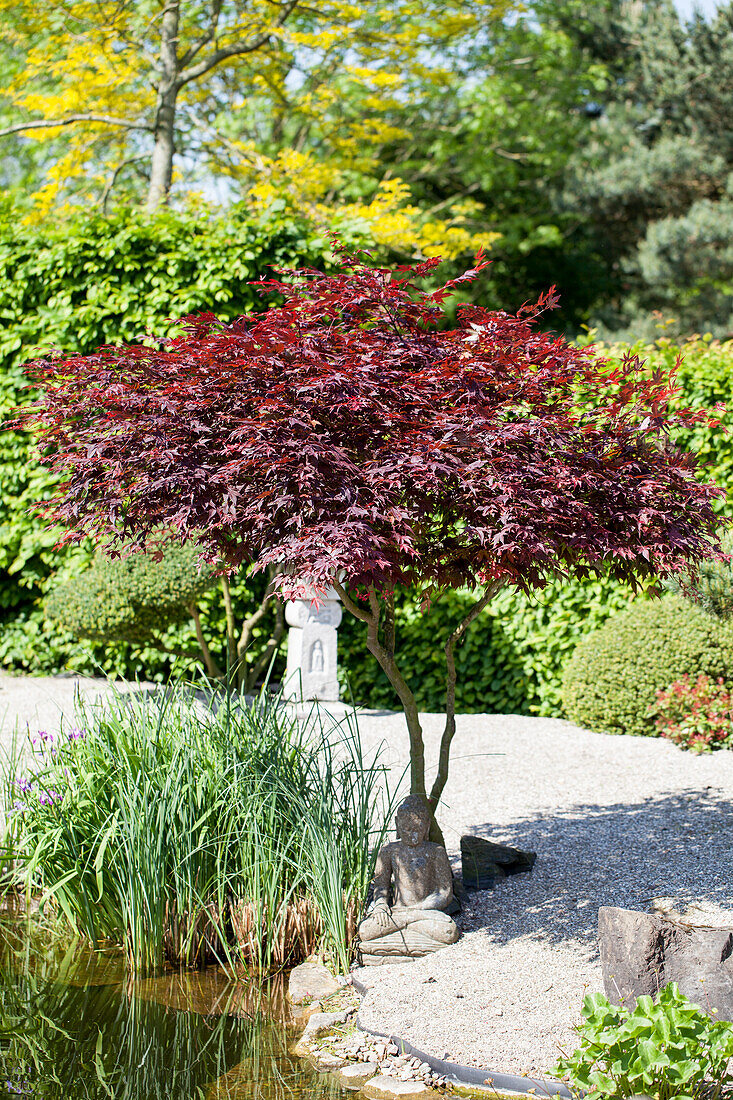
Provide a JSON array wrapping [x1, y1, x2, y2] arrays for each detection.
[[0, 682, 393, 975]]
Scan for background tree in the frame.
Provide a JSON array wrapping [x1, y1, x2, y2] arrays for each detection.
[[46, 547, 285, 690], [0, 0, 510, 217], [46, 544, 221, 673], [561, 0, 733, 338], [360, 9, 611, 327], [23, 253, 724, 838]]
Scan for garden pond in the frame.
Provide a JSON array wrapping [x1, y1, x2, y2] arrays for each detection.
[[0, 914, 343, 1100]]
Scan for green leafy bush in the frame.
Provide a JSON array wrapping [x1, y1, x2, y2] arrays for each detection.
[[45, 545, 215, 644], [562, 595, 733, 737], [556, 984, 733, 1100], [338, 577, 636, 716], [652, 674, 733, 752]]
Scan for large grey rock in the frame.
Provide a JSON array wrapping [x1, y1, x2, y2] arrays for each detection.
[[460, 835, 536, 890], [288, 960, 341, 1005], [598, 906, 733, 1019]]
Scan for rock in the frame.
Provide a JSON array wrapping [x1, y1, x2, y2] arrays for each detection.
[[310, 1051, 347, 1071], [333, 1063, 378, 1089], [363, 1074, 434, 1100], [288, 960, 341, 1005], [293, 1008, 353, 1055], [460, 835, 537, 890], [303, 1008, 352, 1040], [599, 906, 733, 1020]]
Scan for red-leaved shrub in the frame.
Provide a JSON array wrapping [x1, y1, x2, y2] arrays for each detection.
[[19, 250, 727, 822], [653, 674, 733, 752]]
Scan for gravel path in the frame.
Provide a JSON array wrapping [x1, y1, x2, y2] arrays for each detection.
[[349, 710, 733, 1082], [2, 674, 732, 1081]]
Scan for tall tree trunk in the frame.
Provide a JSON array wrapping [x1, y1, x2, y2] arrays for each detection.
[[147, 1, 180, 211], [333, 581, 428, 799]]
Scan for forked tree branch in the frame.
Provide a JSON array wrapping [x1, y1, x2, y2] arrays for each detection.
[[245, 597, 285, 693], [334, 581, 428, 801], [177, 0, 300, 87], [428, 581, 504, 811]]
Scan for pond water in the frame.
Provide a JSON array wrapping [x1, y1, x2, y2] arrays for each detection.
[[0, 918, 342, 1100]]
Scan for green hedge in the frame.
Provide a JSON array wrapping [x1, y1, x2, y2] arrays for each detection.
[[562, 594, 733, 737], [0, 205, 353, 678]]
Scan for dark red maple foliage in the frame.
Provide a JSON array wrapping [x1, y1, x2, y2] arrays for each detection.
[[22, 251, 725, 829]]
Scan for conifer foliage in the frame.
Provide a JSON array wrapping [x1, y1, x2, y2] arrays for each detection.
[[24, 252, 725, 827]]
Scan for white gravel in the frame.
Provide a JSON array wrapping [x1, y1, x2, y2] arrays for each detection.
[[349, 710, 733, 1082], [2, 676, 733, 1081]]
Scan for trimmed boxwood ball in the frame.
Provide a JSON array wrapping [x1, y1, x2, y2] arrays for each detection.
[[45, 544, 215, 644], [562, 594, 733, 737]]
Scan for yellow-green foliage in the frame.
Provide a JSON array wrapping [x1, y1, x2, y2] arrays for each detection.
[[45, 545, 215, 644], [562, 594, 733, 737]]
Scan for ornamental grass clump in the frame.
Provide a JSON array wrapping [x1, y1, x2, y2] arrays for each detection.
[[0, 683, 390, 975], [651, 674, 733, 752], [556, 983, 733, 1100]]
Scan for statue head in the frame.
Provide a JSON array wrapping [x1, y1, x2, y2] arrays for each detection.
[[395, 795, 431, 847]]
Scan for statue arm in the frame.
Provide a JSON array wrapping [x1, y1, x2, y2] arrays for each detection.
[[359, 847, 394, 935], [371, 847, 393, 911]]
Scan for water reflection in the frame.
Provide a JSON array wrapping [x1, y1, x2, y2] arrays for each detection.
[[0, 919, 341, 1100]]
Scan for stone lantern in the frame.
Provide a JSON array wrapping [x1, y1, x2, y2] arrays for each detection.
[[284, 586, 342, 701]]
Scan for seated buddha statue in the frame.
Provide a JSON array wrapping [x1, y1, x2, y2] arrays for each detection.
[[357, 794, 461, 965]]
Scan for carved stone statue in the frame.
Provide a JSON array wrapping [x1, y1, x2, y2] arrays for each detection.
[[357, 795, 460, 965]]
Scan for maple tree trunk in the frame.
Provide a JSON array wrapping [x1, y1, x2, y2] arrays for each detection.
[[147, 0, 180, 211], [334, 582, 428, 798], [428, 583, 502, 814]]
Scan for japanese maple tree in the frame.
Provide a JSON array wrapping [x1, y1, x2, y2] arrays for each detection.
[[23, 251, 725, 838]]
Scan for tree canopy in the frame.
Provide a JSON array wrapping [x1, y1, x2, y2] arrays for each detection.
[[561, 0, 733, 338], [22, 252, 725, 820], [0, 0, 509, 217]]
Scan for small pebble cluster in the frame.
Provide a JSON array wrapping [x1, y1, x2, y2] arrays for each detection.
[[329, 1032, 453, 1091]]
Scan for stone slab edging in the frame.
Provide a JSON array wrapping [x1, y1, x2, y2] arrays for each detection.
[[350, 974, 571, 1099]]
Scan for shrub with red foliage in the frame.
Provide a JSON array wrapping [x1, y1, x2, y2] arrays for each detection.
[[652, 674, 733, 752], [21, 251, 726, 828]]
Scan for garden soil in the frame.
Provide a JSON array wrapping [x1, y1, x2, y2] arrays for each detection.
[[3, 672, 733, 1080]]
